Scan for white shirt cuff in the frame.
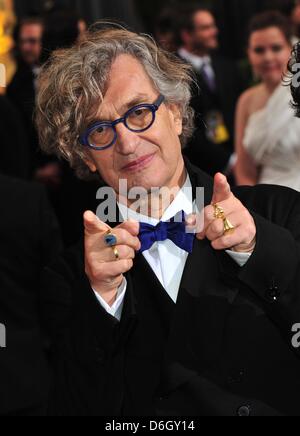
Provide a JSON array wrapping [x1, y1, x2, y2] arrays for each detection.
[[224, 153, 237, 175], [93, 278, 127, 321], [226, 250, 252, 267]]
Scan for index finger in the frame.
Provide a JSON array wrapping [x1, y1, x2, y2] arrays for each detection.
[[84, 211, 111, 236], [211, 173, 232, 205]]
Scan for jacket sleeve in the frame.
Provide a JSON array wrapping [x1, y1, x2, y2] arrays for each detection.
[[39, 247, 138, 415], [39, 244, 137, 352], [232, 185, 300, 353]]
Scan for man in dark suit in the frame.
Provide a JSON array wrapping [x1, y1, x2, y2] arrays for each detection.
[[177, 4, 242, 176], [36, 26, 300, 416], [0, 175, 62, 416], [7, 17, 44, 175], [0, 95, 30, 179]]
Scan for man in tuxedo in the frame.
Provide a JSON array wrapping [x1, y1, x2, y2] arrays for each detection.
[[36, 26, 300, 416], [177, 5, 242, 176], [0, 175, 62, 415]]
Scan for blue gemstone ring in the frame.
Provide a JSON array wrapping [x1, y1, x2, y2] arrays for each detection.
[[104, 230, 118, 247]]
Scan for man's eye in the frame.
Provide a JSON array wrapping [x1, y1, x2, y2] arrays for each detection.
[[95, 127, 105, 134], [133, 109, 145, 117]]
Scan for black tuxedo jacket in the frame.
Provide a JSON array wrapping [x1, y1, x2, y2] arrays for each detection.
[[183, 54, 243, 175], [42, 162, 300, 416], [0, 175, 62, 416]]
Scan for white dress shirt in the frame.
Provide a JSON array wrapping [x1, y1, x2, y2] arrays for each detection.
[[94, 176, 252, 321], [178, 47, 215, 81]]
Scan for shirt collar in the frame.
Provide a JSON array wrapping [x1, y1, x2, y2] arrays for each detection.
[[118, 175, 194, 226], [178, 48, 211, 71]]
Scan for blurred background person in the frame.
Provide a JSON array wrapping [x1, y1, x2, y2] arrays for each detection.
[[0, 0, 16, 91], [0, 174, 62, 416], [154, 7, 179, 53], [235, 11, 300, 191], [266, 0, 300, 43], [7, 16, 43, 176], [176, 3, 243, 178], [0, 94, 30, 179], [40, 7, 87, 63], [7, 9, 87, 182], [289, 0, 300, 42]]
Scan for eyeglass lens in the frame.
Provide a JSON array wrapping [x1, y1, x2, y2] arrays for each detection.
[[88, 106, 155, 149]]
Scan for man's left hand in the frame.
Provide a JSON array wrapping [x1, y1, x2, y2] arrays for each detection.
[[196, 173, 257, 253]]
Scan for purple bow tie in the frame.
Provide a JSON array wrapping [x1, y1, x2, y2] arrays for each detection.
[[138, 211, 195, 254]]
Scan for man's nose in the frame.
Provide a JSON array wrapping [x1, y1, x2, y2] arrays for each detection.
[[115, 122, 140, 155]]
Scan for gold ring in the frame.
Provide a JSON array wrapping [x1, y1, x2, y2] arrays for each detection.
[[223, 218, 236, 235], [213, 204, 236, 235], [113, 247, 119, 260], [213, 203, 226, 220]]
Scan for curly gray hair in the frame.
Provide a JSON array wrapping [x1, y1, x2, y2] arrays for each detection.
[[36, 24, 195, 180]]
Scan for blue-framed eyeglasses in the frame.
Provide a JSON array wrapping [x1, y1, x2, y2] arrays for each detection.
[[80, 95, 165, 151]]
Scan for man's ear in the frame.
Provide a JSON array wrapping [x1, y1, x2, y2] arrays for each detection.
[[84, 154, 97, 173], [181, 30, 192, 47], [168, 103, 183, 136]]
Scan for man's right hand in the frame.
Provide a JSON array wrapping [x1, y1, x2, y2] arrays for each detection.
[[84, 211, 141, 307]]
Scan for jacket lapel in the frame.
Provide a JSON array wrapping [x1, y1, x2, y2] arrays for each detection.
[[161, 162, 240, 395], [180, 159, 240, 303], [179, 160, 214, 297]]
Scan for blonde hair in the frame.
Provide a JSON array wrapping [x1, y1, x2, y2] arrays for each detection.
[[36, 24, 195, 180]]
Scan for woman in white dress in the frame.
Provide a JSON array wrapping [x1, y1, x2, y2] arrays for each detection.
[[235, 11, 300, 191]]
